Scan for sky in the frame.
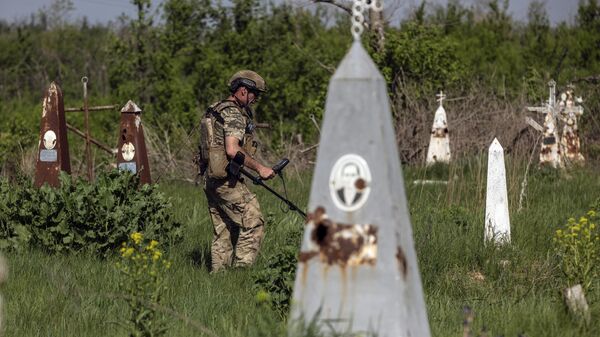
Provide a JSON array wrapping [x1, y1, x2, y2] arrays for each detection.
[[0, 0, 581, 26]]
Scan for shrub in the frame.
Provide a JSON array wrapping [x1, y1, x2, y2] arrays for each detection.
[[253, 230, 301, 318], [0, 170, 183, 255]]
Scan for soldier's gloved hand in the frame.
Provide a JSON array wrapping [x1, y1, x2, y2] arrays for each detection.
[[258, 166, 275, 180]]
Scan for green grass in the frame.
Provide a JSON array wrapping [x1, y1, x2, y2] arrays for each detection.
[[3, 158, 600, 336]]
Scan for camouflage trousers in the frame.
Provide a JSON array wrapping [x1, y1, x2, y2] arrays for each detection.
[[204, 178, 265, 272]]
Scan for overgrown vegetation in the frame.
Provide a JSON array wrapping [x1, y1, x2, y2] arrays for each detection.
[[0, 171, 182, 254], [2, 161, 600, 336]]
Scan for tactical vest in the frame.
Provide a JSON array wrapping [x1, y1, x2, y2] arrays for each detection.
[[199, 100, 258, 179]]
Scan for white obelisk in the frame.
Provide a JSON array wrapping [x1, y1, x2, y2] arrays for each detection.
[[289, 2, 430, 336], [485, 138, 511, 244]]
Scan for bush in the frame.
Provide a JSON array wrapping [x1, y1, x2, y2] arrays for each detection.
[[253, 230, 301, 318], [0, 170, 183, 255]]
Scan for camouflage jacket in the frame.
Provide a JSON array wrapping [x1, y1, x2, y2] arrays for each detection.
[[208, 100, 254, 148]]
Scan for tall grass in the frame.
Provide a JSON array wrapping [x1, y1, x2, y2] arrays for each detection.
[[3, 158, 600, 336]]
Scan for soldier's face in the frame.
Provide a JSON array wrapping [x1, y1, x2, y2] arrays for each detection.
[[248, 89, 260, 104], [237, 87, 259, 107]]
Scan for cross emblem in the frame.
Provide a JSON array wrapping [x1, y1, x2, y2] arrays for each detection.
[[436, 91, 446, 106]]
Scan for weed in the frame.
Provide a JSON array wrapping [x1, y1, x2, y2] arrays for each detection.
[[116, 232, 172, 337], [553, 211, 600, 293]]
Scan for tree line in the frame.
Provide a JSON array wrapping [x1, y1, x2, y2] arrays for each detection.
[[1, 0, 599, 171]]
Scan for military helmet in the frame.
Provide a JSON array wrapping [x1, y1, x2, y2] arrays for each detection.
[[228, 70, 267, 93]]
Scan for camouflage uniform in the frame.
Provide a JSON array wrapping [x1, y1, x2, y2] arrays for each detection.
[[203, 100, 265, 272]]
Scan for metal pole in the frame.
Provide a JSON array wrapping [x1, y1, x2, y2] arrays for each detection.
[[82, 77, 94, 181], [65, 105, 118, 112]]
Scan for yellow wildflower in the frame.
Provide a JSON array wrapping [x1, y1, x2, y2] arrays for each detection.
[[152, 250, 162, 261], [131, 232, 143, 245], [147, 240, 159, 251], [122, 247, 134, 258]]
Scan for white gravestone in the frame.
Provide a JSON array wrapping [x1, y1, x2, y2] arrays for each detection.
[[289, 3, 430, 334], [485, 138, 511, 244], [426, 91, 451, 165]]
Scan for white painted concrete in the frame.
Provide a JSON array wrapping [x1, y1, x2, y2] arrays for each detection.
[[485, 138, 511, 244]]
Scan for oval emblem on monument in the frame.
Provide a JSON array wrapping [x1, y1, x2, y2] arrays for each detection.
[[329, 154, 372, 212], [43, 130, 57, 150], [122, 142, 136, 161]]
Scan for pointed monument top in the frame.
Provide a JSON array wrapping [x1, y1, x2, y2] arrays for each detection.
[[48, 82, 61, 94], [121, 100, 142, 113], [436, 91, 446, 106], [489, 138, 503, 152], [333, 41, 382, 81]]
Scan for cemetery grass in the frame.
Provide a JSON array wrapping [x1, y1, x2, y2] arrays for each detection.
[[4, 158, 600, 337]]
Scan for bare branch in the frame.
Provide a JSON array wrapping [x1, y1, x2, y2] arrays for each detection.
[[292, 42, 336, 74], [312, 0, 353, 16], [572, 75, 600, 85]]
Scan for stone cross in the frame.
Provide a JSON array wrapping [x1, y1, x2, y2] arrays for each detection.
[[527, 80, 561, 168], [485, 138, 511, 244], [426, 91, 451, 165], [557, 84, 585, 165], [289, 41, 431, 337]]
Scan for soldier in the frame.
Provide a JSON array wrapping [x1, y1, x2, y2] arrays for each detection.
[[198, 70, 274, 272]]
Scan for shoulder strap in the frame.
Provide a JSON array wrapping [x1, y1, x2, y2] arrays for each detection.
[[206, 100, 242, 124]]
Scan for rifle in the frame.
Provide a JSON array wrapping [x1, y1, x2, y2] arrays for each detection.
[[229, 152, 306, 218]]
